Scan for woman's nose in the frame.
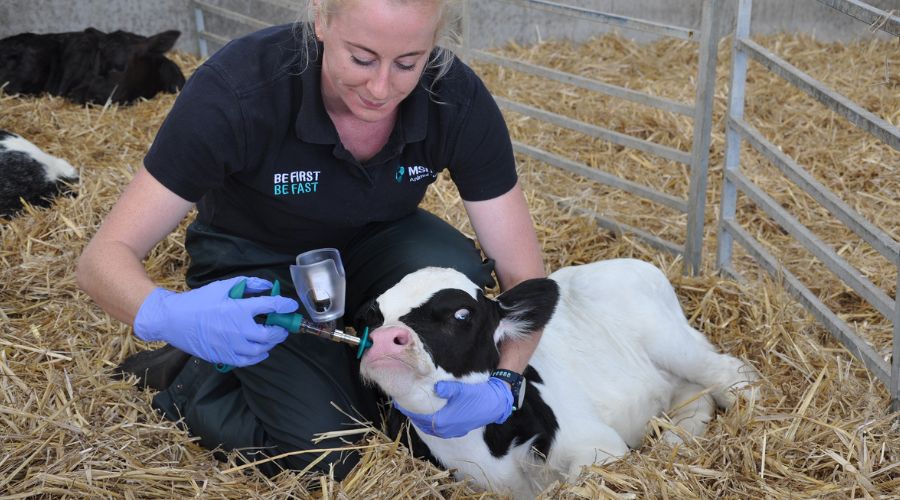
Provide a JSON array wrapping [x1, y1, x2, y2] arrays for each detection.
[[367, 66, 390, 100]]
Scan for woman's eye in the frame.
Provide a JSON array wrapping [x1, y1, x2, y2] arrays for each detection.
[[453, 309, 470, 321], [351, 56, 374, 67], [395, 62, 416, 71]]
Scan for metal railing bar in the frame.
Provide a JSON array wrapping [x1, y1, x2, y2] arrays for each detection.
[[737, 37, 900, 150], [496, 97, 693, 165], [717, 263, 750, 286], [894, 271, 900, 410], [727, 169, 895, 319], [721, 219, 891, 384], [193, 0, 273, 31], [512, 140, 689, 213], [893, 271, 900, 410], [257, 0, 303, 12], [466, 48, 695, 116], [548, 195, 684, 256], [730, 116, 900, 265], [815, 0, 900, 37], [196, 29, 231, 47], [496, 0, 697, 40]]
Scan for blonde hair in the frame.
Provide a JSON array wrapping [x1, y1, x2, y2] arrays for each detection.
[[294, 0, 461, 89]]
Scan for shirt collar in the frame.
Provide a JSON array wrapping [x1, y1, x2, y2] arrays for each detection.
[[295, 43, 429, 145]]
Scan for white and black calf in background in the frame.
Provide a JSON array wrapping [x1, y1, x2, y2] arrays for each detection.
[[0, 28, 185, 105], [360, 259, 758, 499], [0, 130, 79, 217]]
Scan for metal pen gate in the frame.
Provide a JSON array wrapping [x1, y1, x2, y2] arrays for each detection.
[[716, 0, 900, 408], [458, 0, 723, 276], [192, 0, 299, 58], [191, 0, 724, 276]]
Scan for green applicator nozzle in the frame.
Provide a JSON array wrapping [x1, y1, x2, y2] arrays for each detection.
[[356, 326, 372, 359]]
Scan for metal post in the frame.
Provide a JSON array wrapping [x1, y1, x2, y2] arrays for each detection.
[[460, 0, 471, 63], [683, 0, 721, 276], [716, 0, 752, 273], [194, 7, 209, 59], [893, 266, 900, 412]]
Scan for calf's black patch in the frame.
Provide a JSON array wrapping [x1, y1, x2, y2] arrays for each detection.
[[484, 367, 559, 459], [399, 288, 501, 377]]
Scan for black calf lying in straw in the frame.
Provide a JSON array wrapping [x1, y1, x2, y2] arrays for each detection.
[[0, 130, 79, 217], [0, 28, 185, 105], [360, 259, 758, 499]]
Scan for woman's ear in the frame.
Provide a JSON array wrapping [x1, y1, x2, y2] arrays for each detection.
[[313, 1, 325, 40]]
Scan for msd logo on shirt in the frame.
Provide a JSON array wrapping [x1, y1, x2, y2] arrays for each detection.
[[273, 170, 320, 196], [395, 164, 436, 183]]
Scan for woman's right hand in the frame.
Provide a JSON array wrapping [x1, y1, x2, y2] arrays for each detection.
[[133, 276, 299, 367]]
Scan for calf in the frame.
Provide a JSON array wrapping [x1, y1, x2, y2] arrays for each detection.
[[359, 259, 757, 499], [0, 28, 185, 105], [0, 130, 79, 217]]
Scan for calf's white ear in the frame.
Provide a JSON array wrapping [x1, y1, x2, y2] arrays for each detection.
[[493, 278, 559, 343]]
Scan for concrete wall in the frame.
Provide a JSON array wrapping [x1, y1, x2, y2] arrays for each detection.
[[0, 0, 302, 54], [0, 0, 197, 53], [0, 0, 895, 57]]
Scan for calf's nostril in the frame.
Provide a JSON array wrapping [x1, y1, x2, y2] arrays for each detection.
[[393, 331, 410, 346]]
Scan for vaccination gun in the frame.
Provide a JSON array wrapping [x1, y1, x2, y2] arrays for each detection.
[[215, 249, 372, 372]]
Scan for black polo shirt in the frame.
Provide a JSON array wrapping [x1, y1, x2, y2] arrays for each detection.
[[144, 24, 517, 253]]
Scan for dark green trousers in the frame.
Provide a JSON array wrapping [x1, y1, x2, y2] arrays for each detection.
[[152, 209, 495, 478]]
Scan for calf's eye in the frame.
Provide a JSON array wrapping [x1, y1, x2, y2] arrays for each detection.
[[453, 308, 470, 321]]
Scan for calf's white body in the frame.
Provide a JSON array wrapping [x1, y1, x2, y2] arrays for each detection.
[[360, 259, 756, 499]]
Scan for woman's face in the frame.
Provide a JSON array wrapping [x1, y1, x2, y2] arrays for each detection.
[[316, 0, 440, 123]]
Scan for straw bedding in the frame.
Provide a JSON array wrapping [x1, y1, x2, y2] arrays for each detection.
[[1, 32, 897, 498]]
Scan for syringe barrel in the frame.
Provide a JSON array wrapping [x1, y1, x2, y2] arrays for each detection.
[[297, 320, 337, 339]]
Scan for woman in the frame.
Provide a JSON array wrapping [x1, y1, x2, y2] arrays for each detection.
[[77, 0, 545, 478]]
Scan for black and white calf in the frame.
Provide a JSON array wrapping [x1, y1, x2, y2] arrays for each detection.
[[360, 259, 757, 499], [0, 130, 79, 217]]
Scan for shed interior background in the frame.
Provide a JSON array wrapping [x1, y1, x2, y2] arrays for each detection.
[[1, 0, 897, 52], [1, 0, 898, 498]]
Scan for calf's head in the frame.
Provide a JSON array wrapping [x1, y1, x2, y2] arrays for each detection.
[[61, 29, 185, 105], [359, 267, 559, 413], [0, 33, 59, 94], [96, 29, 185, 104]]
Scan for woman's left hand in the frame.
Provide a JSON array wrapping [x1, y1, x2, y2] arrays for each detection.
[[393, 377, 513, 438]]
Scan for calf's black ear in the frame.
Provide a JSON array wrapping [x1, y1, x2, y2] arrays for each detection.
[[495, 278, 559, 340], [147, 31, 180, 54], [351, 297, 384, 333]]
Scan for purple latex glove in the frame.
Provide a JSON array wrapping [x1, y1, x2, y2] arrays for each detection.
[[394, 377, 514, 438], [134, 276, 298, 367]]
